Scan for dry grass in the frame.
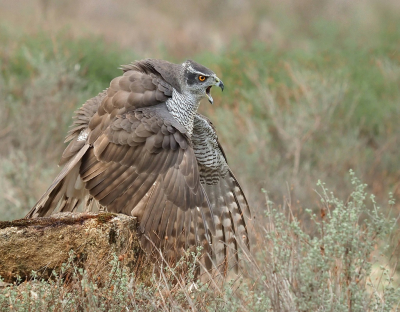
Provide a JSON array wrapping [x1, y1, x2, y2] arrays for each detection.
[[0, 0, 399, 57], [2, 173, 400, 311]]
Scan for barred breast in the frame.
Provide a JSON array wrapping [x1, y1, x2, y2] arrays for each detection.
[[192, 114, 229, 185], [192, 113, 251, 277]]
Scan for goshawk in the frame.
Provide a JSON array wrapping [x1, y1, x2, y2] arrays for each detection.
[[26, 59, 251, 275]]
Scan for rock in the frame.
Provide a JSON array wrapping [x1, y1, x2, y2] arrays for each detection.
[[0, 212, 151, 284]]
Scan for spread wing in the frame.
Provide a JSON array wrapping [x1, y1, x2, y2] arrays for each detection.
[[26, 61, 215, 264], [193, 114, 251, 276], [84, 105, 215, 257]]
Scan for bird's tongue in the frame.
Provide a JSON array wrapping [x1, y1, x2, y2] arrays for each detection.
[[206, 86, 213, 104]]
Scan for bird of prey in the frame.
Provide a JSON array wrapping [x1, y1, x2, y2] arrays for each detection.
[[26, 59, 251, 275]]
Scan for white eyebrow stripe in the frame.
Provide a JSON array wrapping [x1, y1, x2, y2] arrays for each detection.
[[186, 64, 211, 76]]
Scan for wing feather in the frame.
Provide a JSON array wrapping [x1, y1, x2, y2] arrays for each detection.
[[192, 113, 252, 277]]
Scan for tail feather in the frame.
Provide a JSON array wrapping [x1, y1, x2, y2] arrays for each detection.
[[25, 144, 90, 218]]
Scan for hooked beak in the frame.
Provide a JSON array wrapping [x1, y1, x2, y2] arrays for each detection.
[[206, 77, 224, 104]]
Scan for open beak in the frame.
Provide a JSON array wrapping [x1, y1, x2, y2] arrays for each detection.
[[206, 77, 224, 104]]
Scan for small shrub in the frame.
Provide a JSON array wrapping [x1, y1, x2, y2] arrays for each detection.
[[242, 170, 400, 311]]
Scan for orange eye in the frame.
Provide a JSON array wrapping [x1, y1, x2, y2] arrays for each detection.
[[198, 75, 206, 82]]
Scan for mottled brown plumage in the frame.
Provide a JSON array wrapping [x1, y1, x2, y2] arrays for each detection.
[[26, 59, 251, 276]]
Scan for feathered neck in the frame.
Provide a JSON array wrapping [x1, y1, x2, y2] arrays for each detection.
[[166, 89, 201, 137]]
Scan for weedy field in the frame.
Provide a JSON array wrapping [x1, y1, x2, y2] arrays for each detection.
[[1, 0, 400, 310]]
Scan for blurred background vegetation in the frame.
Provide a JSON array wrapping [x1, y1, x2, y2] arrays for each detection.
[[1, 0, 400, 310], [0, 0, 399, 224]]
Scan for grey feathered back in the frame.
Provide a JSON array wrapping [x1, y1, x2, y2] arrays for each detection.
[[121, 59, 182, 93]]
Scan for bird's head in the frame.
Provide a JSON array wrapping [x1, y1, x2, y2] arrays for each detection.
[[180, 60, 224, 104]]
